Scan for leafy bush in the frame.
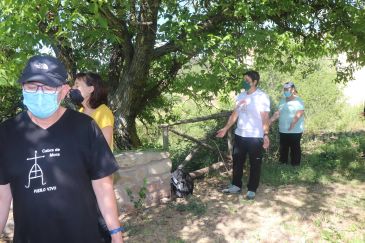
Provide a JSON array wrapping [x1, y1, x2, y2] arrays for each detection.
[[0, 85, 23, 122], [259, 58, 355, 133], [359, 136, 365, 154]]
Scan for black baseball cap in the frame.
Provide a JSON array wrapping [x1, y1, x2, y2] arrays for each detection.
[[18, 55, 68, 87]]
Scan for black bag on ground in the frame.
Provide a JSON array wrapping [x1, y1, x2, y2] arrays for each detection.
[[171, 168, 194, 198]]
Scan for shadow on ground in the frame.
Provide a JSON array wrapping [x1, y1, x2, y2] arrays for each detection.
[[123, 174, 365, 242]]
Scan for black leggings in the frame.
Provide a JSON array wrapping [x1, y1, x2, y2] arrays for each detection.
[[279, 132, 302, 166], [232, 135, 263, 192]]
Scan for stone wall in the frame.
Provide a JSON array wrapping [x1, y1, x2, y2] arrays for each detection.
[[113, 151, 172, 213]]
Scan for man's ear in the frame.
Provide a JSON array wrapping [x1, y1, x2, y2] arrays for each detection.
[[59, 84, 71, 100]]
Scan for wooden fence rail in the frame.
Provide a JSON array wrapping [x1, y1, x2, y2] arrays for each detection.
[[159, 111, 231, 151]]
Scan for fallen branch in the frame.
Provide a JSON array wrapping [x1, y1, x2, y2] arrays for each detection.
[[189, 161, 231, 179]]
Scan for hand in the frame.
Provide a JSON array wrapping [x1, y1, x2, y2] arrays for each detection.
[[111, 233, 124, 243], [263, 135, 270, 150], [237, 99, 247, 107], [216, 128, 228, 138]]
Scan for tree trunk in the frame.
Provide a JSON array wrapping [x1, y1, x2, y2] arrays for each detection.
[[109, 0, 160, 149], [110, 62, 151, 148]]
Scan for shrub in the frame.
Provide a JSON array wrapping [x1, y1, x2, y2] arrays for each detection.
[[0, 85, 23, 122]]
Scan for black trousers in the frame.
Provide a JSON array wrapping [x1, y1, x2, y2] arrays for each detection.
[[279, 132, 302, 166], [232, 135, 263, 192]]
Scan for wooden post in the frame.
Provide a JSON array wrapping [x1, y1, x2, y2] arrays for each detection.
[[161, 124, 169, 151]]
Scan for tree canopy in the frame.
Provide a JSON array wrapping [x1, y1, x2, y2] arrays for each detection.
[[0, 0, 364, 147]]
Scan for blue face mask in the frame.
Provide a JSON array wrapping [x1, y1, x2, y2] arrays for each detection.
[[284, 91, 292, 97], [243, 81, 251, 91], [22, 90, 60, 119]]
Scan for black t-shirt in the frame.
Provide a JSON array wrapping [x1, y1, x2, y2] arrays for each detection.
[[0, 109, 119, 243]]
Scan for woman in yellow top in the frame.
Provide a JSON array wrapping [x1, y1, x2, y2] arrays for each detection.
[[69, 72, 114, 151]]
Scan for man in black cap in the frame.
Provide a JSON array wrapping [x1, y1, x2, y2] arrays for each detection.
[[0, 55, 124, 243]]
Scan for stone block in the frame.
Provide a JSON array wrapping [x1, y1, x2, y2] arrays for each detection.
[[147, 159, 172, 175], [115, 151, 170, 168], [146, 181, 161, 193], [112, 151, 172, 213], [145, 191, 159, 206], [115, 166, 148, 186], [159, 186, 171, 199], [114, 187, 130, 204], [146, 176, 163, 184], [161, 172, 172, 181]]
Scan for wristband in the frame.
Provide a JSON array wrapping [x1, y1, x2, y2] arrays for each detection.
[[109, 226, 124, 235]]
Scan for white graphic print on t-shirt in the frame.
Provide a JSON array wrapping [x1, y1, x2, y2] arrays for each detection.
[[25, 150, 46, 188], [25, 148, 60, 193]]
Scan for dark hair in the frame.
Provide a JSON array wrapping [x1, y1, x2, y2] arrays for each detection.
[[75, 72, 108, 109], [244, 70, 260, 86]]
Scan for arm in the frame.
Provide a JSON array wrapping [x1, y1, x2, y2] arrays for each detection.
[[216, 110, 239, 138], [0, 184, 12, 234], [92, 176, 124, 243], [269, 110, 280, 126], [260, 111, 270, 149], [288, 110, 304, 131], [101, 126, 113, 148]]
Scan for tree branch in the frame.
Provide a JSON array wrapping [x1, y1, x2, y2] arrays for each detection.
[[98, 5, 134, 60], [38, 8, 77, 79], [152, 41, 181, 59], [134, 0, 160, 52], [152, 7, 239, 60], [134, 57, 183, 115]]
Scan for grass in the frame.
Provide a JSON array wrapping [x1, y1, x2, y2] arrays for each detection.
[[173, 196, 207, 216], [260, 132, 365, 186]]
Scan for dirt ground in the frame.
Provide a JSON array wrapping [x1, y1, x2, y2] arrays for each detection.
[[2, 175, 365, 243], [121, 176, 365, 242]]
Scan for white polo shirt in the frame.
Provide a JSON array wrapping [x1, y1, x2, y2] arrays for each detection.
[[234, 88, 270, 138]]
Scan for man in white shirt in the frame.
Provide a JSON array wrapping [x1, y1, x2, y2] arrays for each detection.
[[216, 70, 270, 200]]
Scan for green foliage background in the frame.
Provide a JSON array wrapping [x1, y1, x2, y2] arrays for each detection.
[[0, 85, 23, 123], [137, 58, 364, 171]]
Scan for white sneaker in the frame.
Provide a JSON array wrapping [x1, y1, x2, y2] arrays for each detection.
[[222, 185, 241, 194], [246, 191, 256, 200]]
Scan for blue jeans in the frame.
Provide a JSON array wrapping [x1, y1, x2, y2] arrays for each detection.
[[232, 135, 263, 192]]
